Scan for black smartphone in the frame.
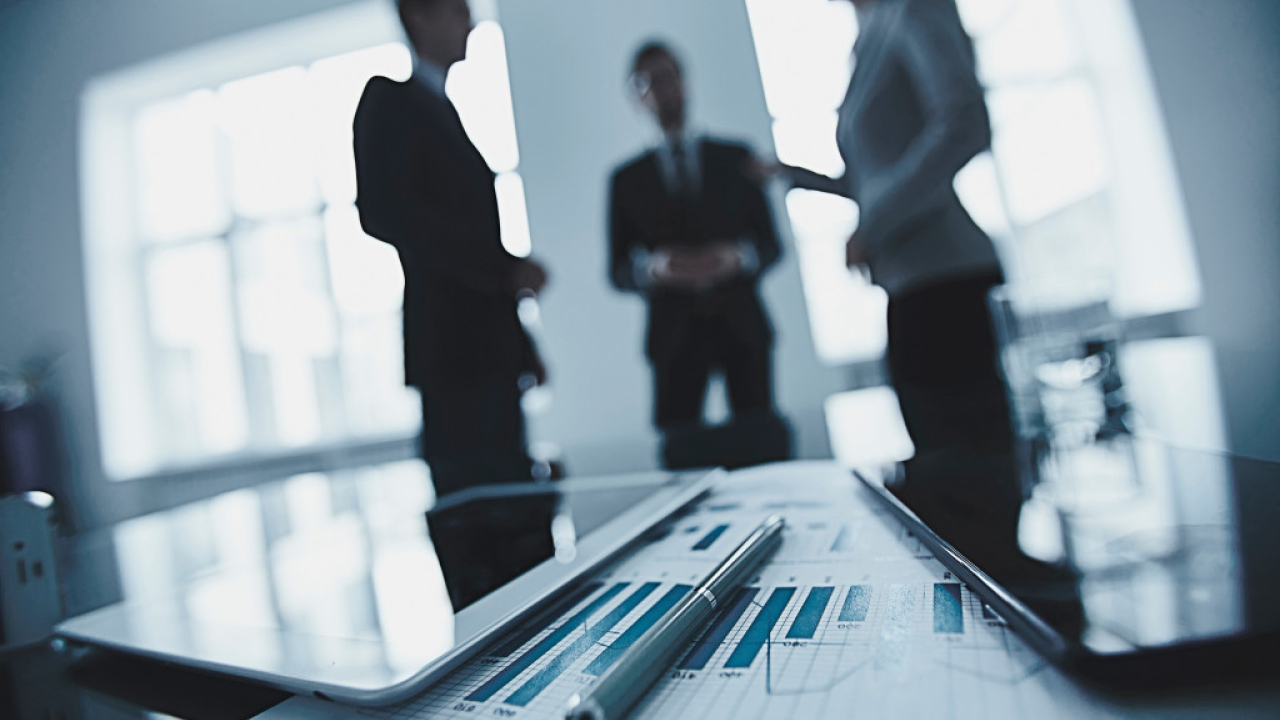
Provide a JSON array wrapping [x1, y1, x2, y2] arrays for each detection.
[[856, 439, 1280, 690]]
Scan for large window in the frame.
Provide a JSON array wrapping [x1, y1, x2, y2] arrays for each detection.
[[744, 0, 885, 365], [744, 0, 1200, 367], [82, 1, 530, 480]]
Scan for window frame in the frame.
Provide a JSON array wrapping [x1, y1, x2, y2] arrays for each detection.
[[80, 1, 529, 489]]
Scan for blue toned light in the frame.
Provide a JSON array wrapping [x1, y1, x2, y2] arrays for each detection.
[[504, 583, 660, 706], [678, 587, 759, 671], [786, 587, 834, 639], [585, 584, 692, 676], [724, 587, 796, 669], [466, 583, 628, 702], [838, 585, 872, 622], [933, 584, 964, 634], [693, 524, 729, 551]]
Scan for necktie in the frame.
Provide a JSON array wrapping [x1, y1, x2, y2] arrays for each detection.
[[670, 141, 696, 199]]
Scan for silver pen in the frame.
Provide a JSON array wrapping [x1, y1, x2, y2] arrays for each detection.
[[564, 514, 786, 720]]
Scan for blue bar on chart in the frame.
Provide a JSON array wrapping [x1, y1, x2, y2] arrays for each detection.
[[786, 587, 834, 639], [466, 582, 629, 702], [933, 583, 964, 634], [693, 524, 729, 551], [504, 582, 661, 706], [677, 587, 759, 671], [490, 582, 603, 657], [724, 587, 797, 669], [585, 584, 692, 676], [830, 524, 854, 552], [838, 585, 872, 622]]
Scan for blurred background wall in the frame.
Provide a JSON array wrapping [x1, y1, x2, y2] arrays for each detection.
[[1128, 0, 1280, 463], [498, 0, 843, 474]]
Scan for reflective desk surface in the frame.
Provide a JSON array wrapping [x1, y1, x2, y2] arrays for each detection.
[[6, 336, 1280, 720], [2, 464, 674, 720]]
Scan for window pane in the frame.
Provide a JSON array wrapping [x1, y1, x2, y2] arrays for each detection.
[[991, 79, 1109, 226], [953, 151, 1012, 238], [103, 15, 527, 472], [1013, 192, 1115, 300], [785, 187, 857, 249], [745, 0, 856, 118], [825, 387, 914, 466], [340, 317, 421, 437], [233, 218, 337, 357], [232, 219, 337, 447], [144, 240, 249, 456], [309, 43, 413, 206], [323, 205, 404, 317], [134, 90, 229, 242], [798, 246, 889, 364], [218, 67, 320, 219], [955, 0, 1022, 38], [971, 0, 1081, 85], [495, 172, 532, 257], [785, 190, 888, 363], [446, 21, 520, 173], [772, 113, 845, 179]]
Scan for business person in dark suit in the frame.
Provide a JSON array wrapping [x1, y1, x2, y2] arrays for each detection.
[[353, 0, 549, 498], [609, 41, 790, 469]]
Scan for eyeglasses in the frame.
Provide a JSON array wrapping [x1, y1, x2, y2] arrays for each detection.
[[629, 65, 680, 96], [630, 73, 653, 96]]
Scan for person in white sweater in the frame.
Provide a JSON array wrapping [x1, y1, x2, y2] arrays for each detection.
[[769, 0, 1014, 461]]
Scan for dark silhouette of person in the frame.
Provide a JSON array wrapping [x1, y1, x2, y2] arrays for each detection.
[[353, 0, 550, 498], [608, 41, 790, 469], [761, 0, 1081, 631], [354, 0, 559, 610], [770, 0, 1012, 462]]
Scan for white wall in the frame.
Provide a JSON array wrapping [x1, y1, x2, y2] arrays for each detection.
[[500, 0, 843, 473], [1129, 0, 1280, 462]]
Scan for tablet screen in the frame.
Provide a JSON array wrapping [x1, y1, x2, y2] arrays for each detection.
[[57, 467, 716, 703], [863, 439, 1280, 665]]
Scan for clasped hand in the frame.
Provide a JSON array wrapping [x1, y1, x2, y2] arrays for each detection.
[[508, 258, 549, 298], [651, 241, 743, 290]]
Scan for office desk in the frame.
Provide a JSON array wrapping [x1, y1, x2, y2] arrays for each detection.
[[2, 465, 672, 720], [6, 459, 1278, 719]]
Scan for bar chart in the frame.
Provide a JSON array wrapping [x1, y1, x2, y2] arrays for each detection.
[[692, 524, 730, 551], [324, 463, 1066, 720], [724, 587, 796, 668], [670, 582, 969, 673], [627, 577, 1040, 720], [467, 579, 979, 710]]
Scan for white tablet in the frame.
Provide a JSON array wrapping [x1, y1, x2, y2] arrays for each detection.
[[57, 469, 720, 706]]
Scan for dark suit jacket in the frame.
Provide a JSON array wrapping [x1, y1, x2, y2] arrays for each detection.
[[353, 76, 533, 388], [608, 138, 782, 361]]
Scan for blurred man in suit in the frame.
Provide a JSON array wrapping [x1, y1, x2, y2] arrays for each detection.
[[608, 41, 790, 469], [354, 0, 550, 497]]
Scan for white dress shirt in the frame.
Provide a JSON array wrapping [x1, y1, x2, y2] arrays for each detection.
[[632, 133, 760, 290], [412, 59, 449, 98]]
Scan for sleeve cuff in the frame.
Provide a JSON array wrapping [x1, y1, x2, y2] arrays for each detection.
[[737, 239, 760, 276], [631, 247, 657, 290]]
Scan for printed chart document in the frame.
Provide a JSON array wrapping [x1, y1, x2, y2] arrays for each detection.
[[258, 462, 1142, 720]]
